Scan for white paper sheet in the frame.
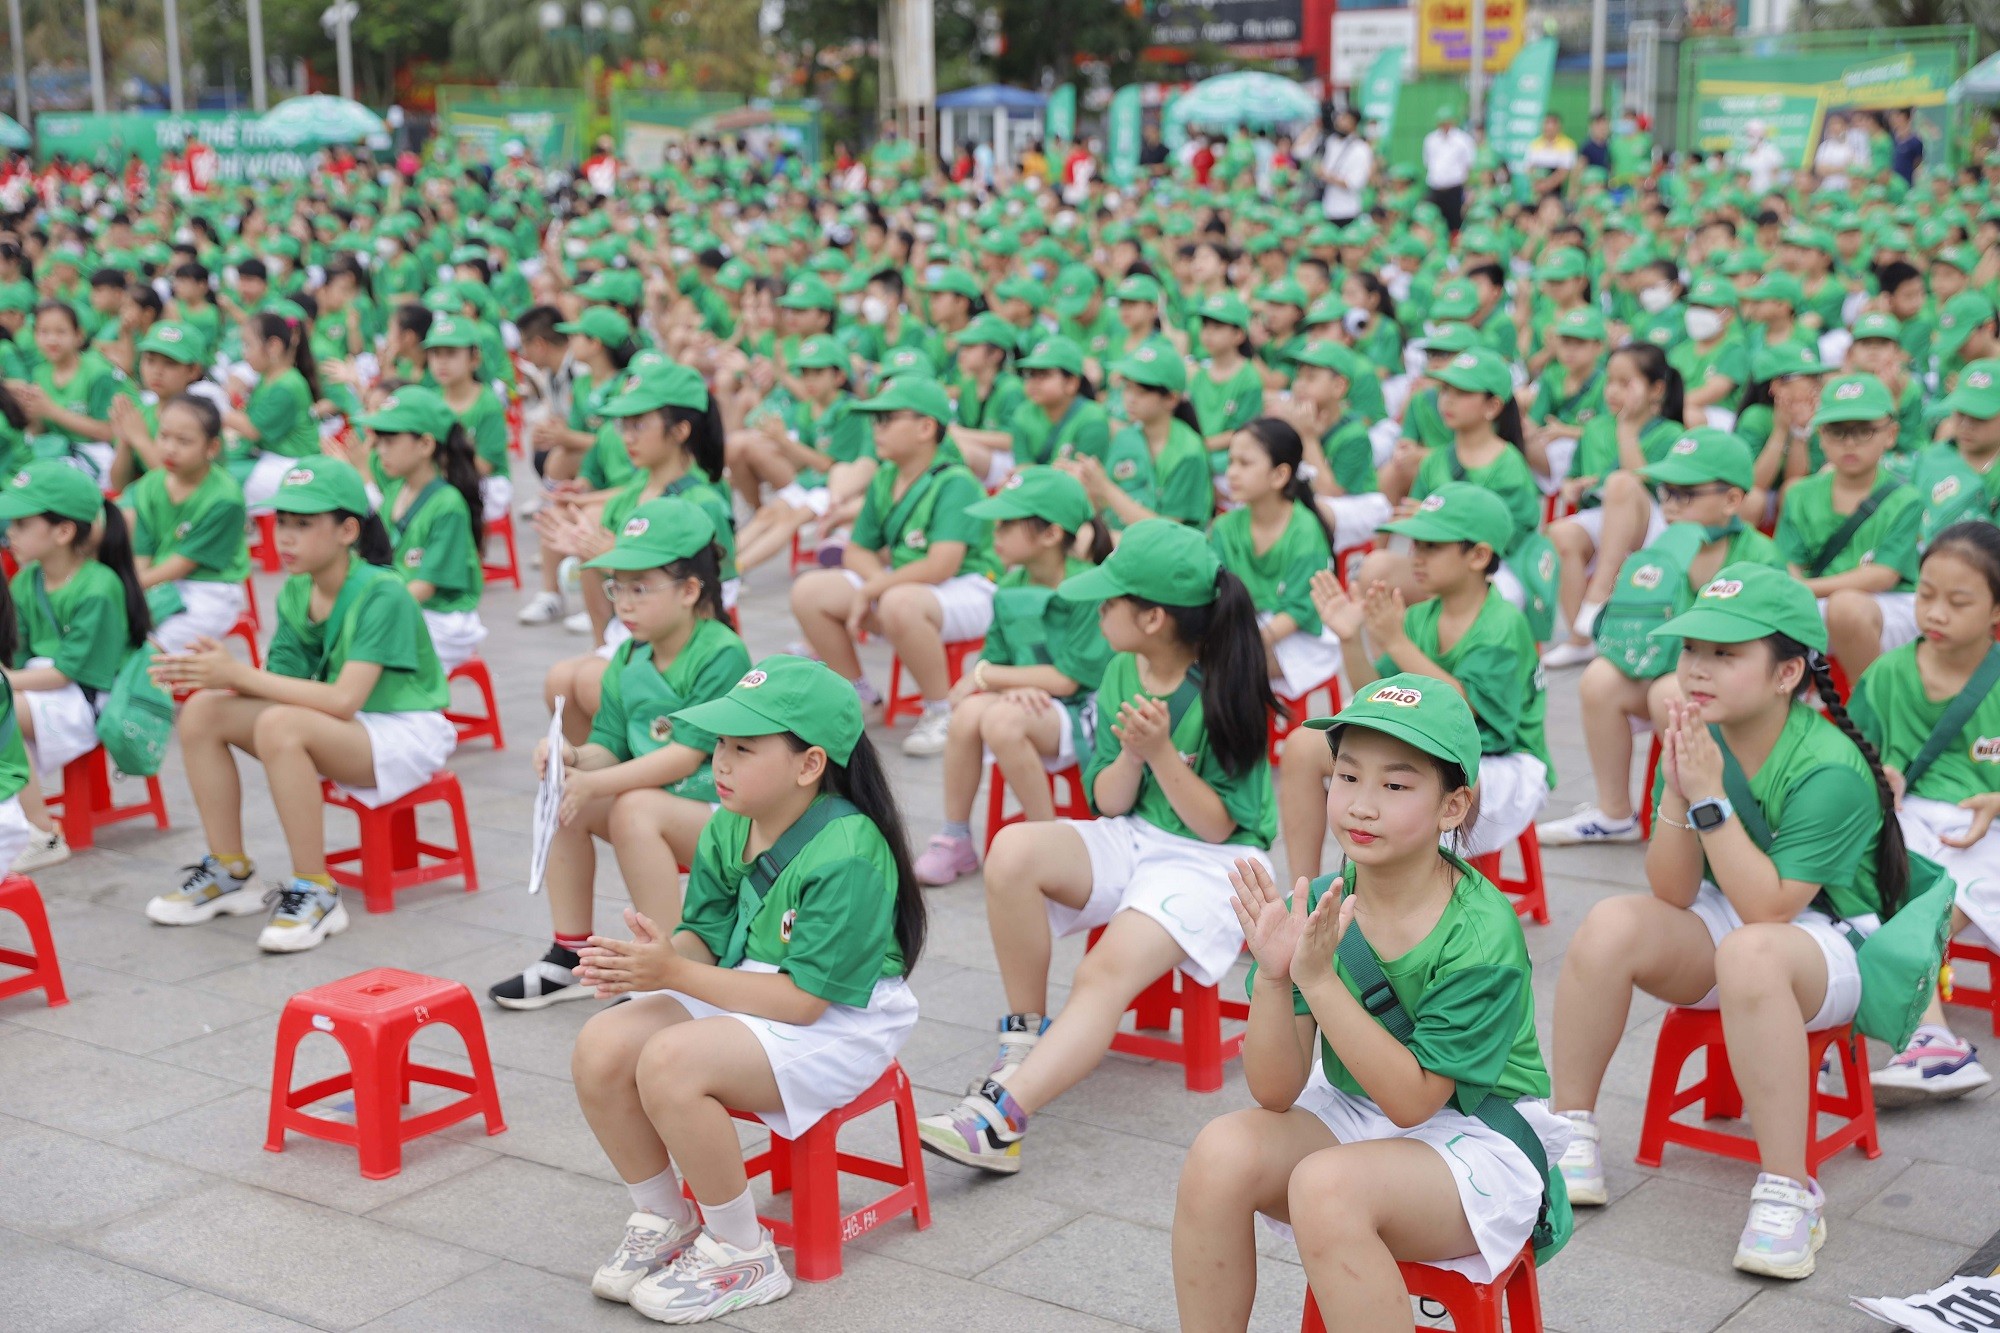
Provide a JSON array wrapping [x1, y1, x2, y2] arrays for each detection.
[[1853, 1275, 2000, 1332], [528, 697, 565, 895]]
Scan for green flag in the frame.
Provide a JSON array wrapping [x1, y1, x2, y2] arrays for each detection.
[[1359, 48, 1404, 146], [1047, 85, 1077, 145], [1106, 85, 1142, 185], [1486, 36, 1557, 166]]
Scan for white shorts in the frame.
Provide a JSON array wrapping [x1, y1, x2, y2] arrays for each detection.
[[1462, 752, 1550, 858], [1565, 499, 1668, 552], [1367, 417, 1401, 469], [1047, 814, 1263, 987], [242, 451, 303, 511], [775, 481, 834, 519], [153, 579, 248, 654], [70, 442, 115, 488], [1685, 881, 1874, 1031], [1818, 591, 1919, 654], [1263, 1068, 1572, 1285], [839, 569, 996, 644], [335, 710, 459, 809], [1317, 491, 1393, 552], [480, 474, 513, 524], [982, 450, 1017, 490], [1263, 613, 1343, 702], [1493, 562, 1527, 613], [422, 609, 489, 674], [1539, 435, 1581, 495], [659, 961, 918, 1138], [21, 658, 102, 774], [0, 794, 32, 871], [1899, 795, 2000, 950]]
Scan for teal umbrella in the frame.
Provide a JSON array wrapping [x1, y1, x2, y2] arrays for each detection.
[[1163, 72, 1316, 146], [257, 95, 387, 145], [0, 114, 29, 151]]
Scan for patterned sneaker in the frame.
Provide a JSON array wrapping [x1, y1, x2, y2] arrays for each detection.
[[11, 825, 69, 873], [919, 1079, 1027, 1175], [628, 1227, 791, 1323], [1557, 1112, 1608, 1206], [902, 706, 954, 757], [914, 832, 979, 886], [489, 944, 593, 1010], [256, 880, 349, 953], [1537, 805, 1641, 847], [984, 1012, 1049, 1084], [146, 856, 263, 925], [1871, 1026, 1993, 1105], [1732, 1173, 1825, 1280], [591, 1211, 701, 1304]]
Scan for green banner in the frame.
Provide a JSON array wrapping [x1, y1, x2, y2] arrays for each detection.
[[1046, 85, 1077, 145], [436, 87, 589, 168], [1688, 45, 1959, 169], [1487, 36, 1556, 164], [1359, 48, 1405, 145], [1106, 85, 1141, 185], [611, 91, 743, 171], [33, 111, 320, 181]]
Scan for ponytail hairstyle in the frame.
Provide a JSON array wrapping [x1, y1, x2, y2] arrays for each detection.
[[1168, 396, 1202, 436], [1348, 271, 1400, 329], [434, 423, 485, 549], [59, 503, 151, 648], [662, 541, 727, 621], [1017, 513, 1114, 566], [332, 509, 395, 567], [783, 730, 928, 970], [1772, 633, 1910, 917], [392, 303, 433, 347], [0, 566, 17, 667], [661, 398, 727, 486], [1611, 342, 1686, 425], [1124, 569, 1279, 777], [1492, 395, 1528, 453], [252, 311, 322, 403], [1241, 417, 1336, 551]]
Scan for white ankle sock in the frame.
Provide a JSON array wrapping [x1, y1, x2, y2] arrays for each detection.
[[701, 1188, 761, 1250], [627, 1166, 694, 1225]]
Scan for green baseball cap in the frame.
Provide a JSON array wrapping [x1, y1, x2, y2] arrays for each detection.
[[878, 345, 935, 380], [1744, 271, 1804, 306], [992, 276, 1048, 309], [792, 335, 849, 371], [1686, 276, 1739, 309], [0, 459, 102, 523], [1937, 292, 1997, 360], [965, 465, 1092, 532], [268, 456, 372, 517], [582, 495, 719, 571], [1056, 518, 1221, 607], [669, 654, 864, 765], [1811, 373, 1895, 427], [1751, 341, 1829, 383], [576, 268, 643, 307], [1551, 307, 1608, 342], [0, 282, 35, 314], [1654, 561, 1827, 651], [778, 275, 837, 311], [555, 306, 634, 347], [1303, 672, 1483, 785], [357, 386, 457, 439], [1429, 280, 1480, 321], [1641, 428, 1755, 490], [958, 313, 1021, 350], [1946, 360, 2000, 419], [603, 363, 710, 417], [1197, 291, 1252, 329], [1112, 274, 1164, 304], [1256, 277, 1309, 309], [136, 320, 206, 365], [1294, 341, 1366, 379], [1849, 311, 1904, 343], [1110, 341, 1187, 394], [1380, 481, 1515, 553], [423, 314, 482, 349], [1431, 347, 1514, 399], [1052, 264, 1100, 318], [853, 376, 953, 427], [922, 268, 984, 300], [1016, 336, 1087, 377], [1534, 248, 1589, 282], [1418, 323, 1482, 355]]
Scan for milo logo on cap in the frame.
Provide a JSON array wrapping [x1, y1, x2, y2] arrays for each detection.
[[622, 516, 650, 537], [1418, 494, 1445, 511], [8, 471, 26, 487], [404, 547, 424, 568], [1632, 564, 1664, 590], [1934, 476, 1963, 505], [1451, 353, 1478, 370], [738, 669, 769, 688], [623, 374, 644, 393], [1134, 345, 1157, 363], [1372, 685, 1424, 707], [1003, 473, 1025, 490], [156, 326, 182, 343], [1671, 436, 1699, 455], [1835, 381, 1865, 401], [381, 394, 402, 411], [1971, 371, 1994, 390], [284, 468, 315, 486], [1538, 549, 1557, 580], [1972, 737, 2000, 763], [1702, 578, 1744, 599], [649, 716, 673, 743]]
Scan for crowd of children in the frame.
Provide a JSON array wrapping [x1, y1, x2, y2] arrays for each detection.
[[3, 121, 1999, 1326]]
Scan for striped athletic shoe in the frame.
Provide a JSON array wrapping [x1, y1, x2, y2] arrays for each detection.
[[628, 1227, 791, 1323], [918, 1079, 1026, 1175]]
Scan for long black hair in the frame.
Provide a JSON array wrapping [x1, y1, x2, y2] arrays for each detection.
[[332, 509, 395, 566], [49, 503, 151, 648], [1239, 417, 1336, 551], [1016, 513, 1114, 566], [251, 311, 321, 403], [433, 422, 485, 548], [1168, 397, 1203, 435], [658, 399, 728, 486], [783, 731, 927, 969], [1125, 569, 1278, 777], [662, 542, 727, 621], [1611, 342, 1686, 426]]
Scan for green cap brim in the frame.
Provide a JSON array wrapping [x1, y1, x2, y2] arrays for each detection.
[[1378, 513, 1491, 545], [0, 491, 50, 520], [1652, 604, 1826, 651], [1053, 564, 1125, 601], [670, 696, 856, 764], [1299, 713, 1469, 777]]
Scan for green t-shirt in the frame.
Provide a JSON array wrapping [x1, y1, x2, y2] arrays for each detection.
[[798, 396, 872, 474], [677, 799, 906, 1006], [851, 459, 998, 578], [1774, 470, 1920, 589], [955, 373, 1027, 433], [1530, 364, 1606, 429], [1398, 388, 1452, 449], [245, 368, 321, 459], [1322, 415, 1378, 497], [1852, 643, 2000, 803], [12, 561, 130, 692], [381, 476, 484, 613], [1413, 444, 1541, 544], [586, 618, 751, 790], [1083, 652, 1274, 849], [983, 561, 1114, 755], [1187, 359, 1265, 445], [1910, 443, 2000, 548], [1103, 419, 1213, 530], [1377, 587, 1551, 777], [266, 558, 450, 713], [27, 356, 119, 458], [1568, 415, 1696, 508], [1007, 397, 1112, 468], [0, 677, 28, 801], [1668, 333, 1750, 404], [1208, 502, 1332, 635], [126, 465, 251, 585], [450, 386, 510, 473]]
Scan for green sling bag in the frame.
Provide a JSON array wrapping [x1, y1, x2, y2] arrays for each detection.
[[32, 570, 175, 778]]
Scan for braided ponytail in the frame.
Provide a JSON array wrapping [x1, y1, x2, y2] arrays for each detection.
[[1791, 642, 1910, 917]]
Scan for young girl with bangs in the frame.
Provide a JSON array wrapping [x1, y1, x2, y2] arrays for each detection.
[[226, 311, 324, 508], [125, 394, 250, 653], [8, 301, 120, 485]]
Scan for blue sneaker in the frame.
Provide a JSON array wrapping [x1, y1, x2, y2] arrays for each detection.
[[256, 879, 349, 954]]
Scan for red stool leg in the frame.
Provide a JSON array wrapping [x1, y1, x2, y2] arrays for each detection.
[[891, 1069, 932, 1230], [446, 781, 480, 895], [983, 761, 1008, 855], [1636, 1012, 1696, 1168], [449, 1003, 506, 1136], [351, 1028, 409, 1180], [264, 1003, 313, 1153], [1517, 828, 1550, 925], [1132, 972, 1175, 1032], [1180, 980, 1225, 1093], [1705, 1040, 1744, 1121], [1301, 1290, 1325, 1333], [786, 1116, 846, 1281], [358, 805, 399, 914], [0, 878, 67, 1006]]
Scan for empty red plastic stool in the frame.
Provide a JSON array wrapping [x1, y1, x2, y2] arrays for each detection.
[[252, 511, 281, 573], [0, 875, 66, 1007], [444, 659, 505, 749], [1636, 1007, 1879, 1171], [1302, 1242, 1542, 1332], [1946, 941, 2000, 1035], [482, 514, 522, 590], [983, 760, 1093, 854], [1088, 926, 1246, 1093], [266, 967, 505, 1179], [322, 772, 479, 914], [1269, 673, 1344, 766], [47, 748, 170, 850], [696, 1061, 930, 1281], [1471, 825, 1551, 925], [885, 637, 984, 726]]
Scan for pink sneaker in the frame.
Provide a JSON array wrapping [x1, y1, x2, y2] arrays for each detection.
[[914, 832, 979, 885]]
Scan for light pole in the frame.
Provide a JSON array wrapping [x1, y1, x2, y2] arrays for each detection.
[[322, 0, 358, 102], [1588, 0, 1608, 115], [248, 0, 269, 110], [7, 0, 28, 125], [162, 0, 186, 112], [84, 0, 106, 112]]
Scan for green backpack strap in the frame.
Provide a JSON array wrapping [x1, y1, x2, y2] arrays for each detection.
[[1804, 481, 1897, 578], [1901, 644, 2000, 792], [718, 795, 862, 969], [1716, 735, 1776, 848]]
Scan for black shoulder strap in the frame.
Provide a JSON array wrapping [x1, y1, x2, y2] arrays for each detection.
[[1904, 644, 2000, 791], [384, 477, 447, 542], [1805, 481, 1897, 578], [1447, 448, 1468, 483], [879, 461, 950, 544]]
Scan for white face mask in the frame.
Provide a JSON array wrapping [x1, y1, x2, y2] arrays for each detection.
[[1639, 284, 1675, 314], [860, 295, 891, 325], [375, 238, 397, 259], [1686, 307, 1726, 342], [839, 294, 862, 316]]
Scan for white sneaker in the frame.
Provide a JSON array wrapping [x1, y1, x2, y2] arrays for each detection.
[[11, 826, 69, 872], [146, 856, 264, 925], [1557, 1112, 1607, 1206], [1870, 1025, 1993, 1104], [1538, 805, 1641, 847], [564, 610, 593, 635], [256, 880, 350, 953], [1540, 638, 1598, 669], [1733, 1173, 1826, 1280], [592, 1211, 700, 1303], [629, 1227, 792, 1323], [902, 706, 953, 757], [517, 591, 565, 625]]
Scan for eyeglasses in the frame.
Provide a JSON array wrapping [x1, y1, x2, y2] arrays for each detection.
[[1657, 484, 1736, 504], [601, 578, 679, 602]]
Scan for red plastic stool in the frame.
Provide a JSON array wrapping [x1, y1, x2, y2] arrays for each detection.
[[884, 637, 984, 726], [1335, 540, 1373, 592], [1302, 1242, 1541, 1332], [1638, 732, 1663, 838], [322, 772, 479, 914], [47, 748, 170, 850], [482, 514, 522, 590], [0, 875, 67, 1007], [983, 761, 1093, 854], [788, 530, 820, 576], [1636, 1007, 1879, 1171], [1089, 926, 1246, 1093], [265, 966, 505, 1179], [252, 511, 281, 573], [1471, 826, 1551, 925], [1946, 941, 2000, 1035], [242, 576, 261, 632], [444, 659, 505, 749], [227, 610, 262, 667], [1270, 674, 1343, 766], [695, 1061, 930, 1281]]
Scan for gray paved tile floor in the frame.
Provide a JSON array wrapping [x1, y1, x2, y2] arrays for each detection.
[[1, 504, 1994, 1331]]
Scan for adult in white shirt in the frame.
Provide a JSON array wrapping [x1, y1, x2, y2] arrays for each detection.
[[1319, 108, 1373, 224], [1813, 112, 1856, 189], [1736, 119, 1786, 196], [1422, 105, 1476, 231]]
